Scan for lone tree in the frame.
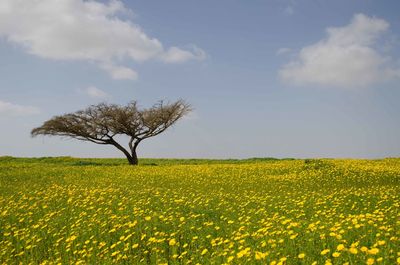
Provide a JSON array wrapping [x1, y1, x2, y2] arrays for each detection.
[[31, 100, 191, 165]]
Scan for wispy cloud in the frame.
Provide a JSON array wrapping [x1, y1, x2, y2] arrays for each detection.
[[0, 100, 40, 116], [0, 0, 205, 80], [284, 5, 294, 16], [276, 47, 292, 56], [279, 14, 400, 88], [161, 46, 206, 63], [82, 86, 110, 99], [100, 63, 138, 81]]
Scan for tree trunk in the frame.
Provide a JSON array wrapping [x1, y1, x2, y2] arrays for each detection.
[[131, 149, 138, 165], [125, 153, 137, 165], [109, 139, 138, 166], [119, 148, 137, 165], [129, 140, 140, 166]]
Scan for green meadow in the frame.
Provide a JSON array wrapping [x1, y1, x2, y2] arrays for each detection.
[[0, 157, 399, 264]]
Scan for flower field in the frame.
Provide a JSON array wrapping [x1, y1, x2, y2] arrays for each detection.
[[0, 157, 399, 264]]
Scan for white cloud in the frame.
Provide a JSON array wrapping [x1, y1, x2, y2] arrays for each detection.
[[83, 86, 109, 99], [276, 47, 292, 55], [0, 0, 205, 80], [0, 100, 40, 116], [279, 13, 400, 88], [162, 46, 206, 63], [100, 63, 138, 80]]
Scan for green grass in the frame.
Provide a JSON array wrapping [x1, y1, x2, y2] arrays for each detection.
[[0, 157, 399, 264], [0, 156, 289, 166]]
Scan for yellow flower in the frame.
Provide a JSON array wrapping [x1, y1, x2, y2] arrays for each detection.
[[337, 244, 345, 251], [201, 249, 208, 255], [255, 252, 267, 260], [367, 258, 375, 265], [368, 248, 379, 255], [237, 248, 251, 258], [169, 239, 176, 246], [65, 235, 77, 243], [298, 253, 305, 259], [144, 216, 151, 221], [332, 252, 340, 258], [349, 247, 358, 254], [321, 249, 330, 255], [227, 256, 234, 263], [361, 246, 368, 252]]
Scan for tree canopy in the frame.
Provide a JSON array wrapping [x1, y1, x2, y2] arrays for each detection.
[[31, 100, 191, 165]]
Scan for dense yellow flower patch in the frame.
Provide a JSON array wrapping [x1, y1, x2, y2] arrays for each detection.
[[0, 157, 399, 264]]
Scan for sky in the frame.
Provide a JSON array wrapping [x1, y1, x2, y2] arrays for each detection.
[[1, 0, 400, 159]]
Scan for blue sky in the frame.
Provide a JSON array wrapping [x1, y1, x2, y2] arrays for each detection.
[[1, 0, 400, 159]]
